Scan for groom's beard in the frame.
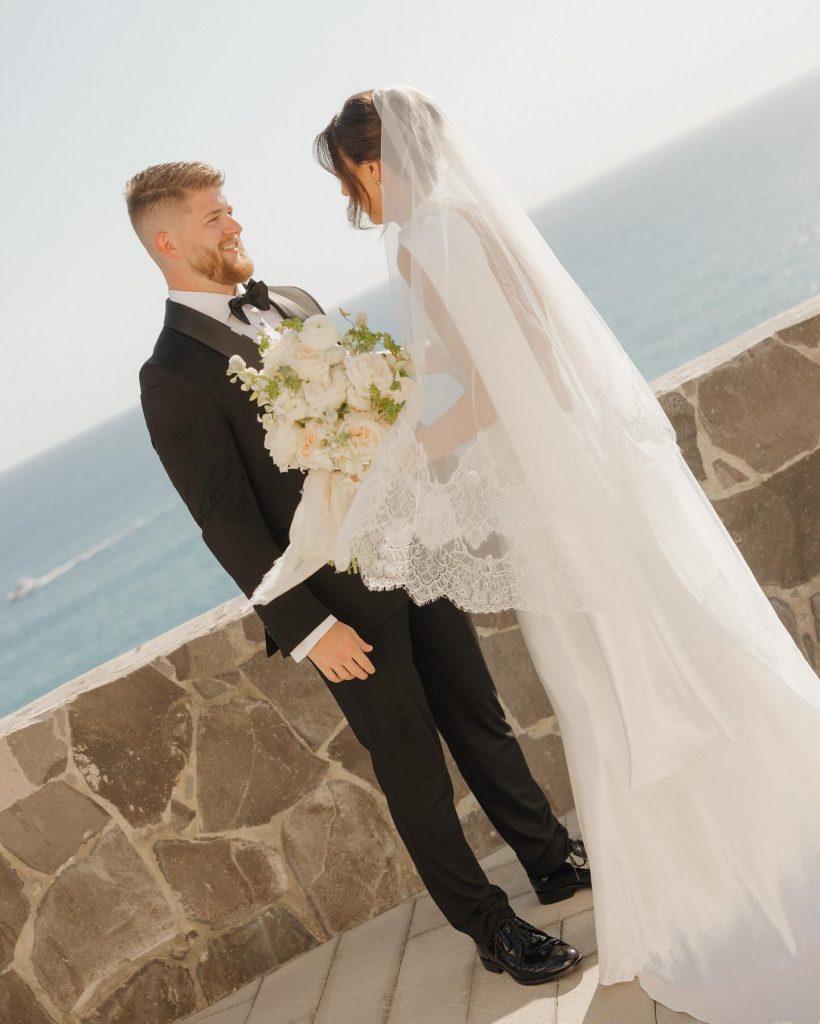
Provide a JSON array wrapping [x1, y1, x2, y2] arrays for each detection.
[[188, 240, 254, 286]]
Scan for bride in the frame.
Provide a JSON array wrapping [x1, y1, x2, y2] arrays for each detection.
[[311, 85, 820, 1024]]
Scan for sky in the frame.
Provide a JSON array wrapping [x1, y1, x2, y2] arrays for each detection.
[[1, 0, 819, 474]]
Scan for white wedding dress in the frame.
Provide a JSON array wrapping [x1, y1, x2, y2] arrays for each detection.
[[523, 600, 820, 1024], [517, 457, 820, 1023], [333, 86, 820, 1023]]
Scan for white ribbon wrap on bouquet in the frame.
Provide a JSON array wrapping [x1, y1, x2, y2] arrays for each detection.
[[249, 469, 356, 606]]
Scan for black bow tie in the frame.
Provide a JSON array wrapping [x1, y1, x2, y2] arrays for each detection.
[[228, 278, 271, 324]]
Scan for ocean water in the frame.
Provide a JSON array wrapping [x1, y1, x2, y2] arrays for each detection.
[[2, 71, 820, 721]]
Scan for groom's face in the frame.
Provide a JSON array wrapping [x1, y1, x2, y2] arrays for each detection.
[[176, 187, 254, 286]]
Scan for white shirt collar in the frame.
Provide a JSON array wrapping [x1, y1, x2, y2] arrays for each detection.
[[167, 287, 239, 325], [168, 282, 284, 337]]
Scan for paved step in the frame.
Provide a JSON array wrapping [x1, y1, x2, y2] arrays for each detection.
[[175, 819, 700, 1024]]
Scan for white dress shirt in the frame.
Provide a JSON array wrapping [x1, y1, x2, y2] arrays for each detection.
[[168, 284, 337, 662]]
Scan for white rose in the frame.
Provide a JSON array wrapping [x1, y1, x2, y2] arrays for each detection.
[[264, 420, 301, 470], [261, 336, 294, 375], [345, 384, 372, 411], [297, 422, 334, 471], [272, 389, 309, 421], [325, 344, 344, 365], [302, 367, 348, 415], [343, 413, 387, 460], [289, 341, 331, 381], [345, 351, 394, 397], [228, 354, 246, 373], [300, 314, 340, 351]]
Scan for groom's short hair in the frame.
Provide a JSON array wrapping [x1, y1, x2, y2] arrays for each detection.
[[124, 161, 224, 243]]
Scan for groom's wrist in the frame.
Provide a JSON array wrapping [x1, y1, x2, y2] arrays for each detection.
[[291, 614, 338, 663]]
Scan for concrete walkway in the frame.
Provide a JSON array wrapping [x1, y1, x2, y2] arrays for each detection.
[[179, 812, 699, 1024]]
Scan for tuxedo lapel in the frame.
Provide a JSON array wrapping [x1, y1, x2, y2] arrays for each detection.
[[267, 289, 305, 321], [163, 299, 263, 369]]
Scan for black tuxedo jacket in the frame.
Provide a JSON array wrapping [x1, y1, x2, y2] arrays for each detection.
[[139, 285, 408, 658]]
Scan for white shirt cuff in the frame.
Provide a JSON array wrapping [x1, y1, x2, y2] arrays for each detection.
[[290, 614, 338, 662]]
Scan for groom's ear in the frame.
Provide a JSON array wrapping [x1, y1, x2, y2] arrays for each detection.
[[154, 230, 179, 260]]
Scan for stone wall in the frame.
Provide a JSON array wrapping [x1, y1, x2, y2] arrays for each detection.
[[1, 294, 819, 1024]]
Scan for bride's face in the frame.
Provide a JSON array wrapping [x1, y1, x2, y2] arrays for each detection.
[[339, 152, 383, 225]]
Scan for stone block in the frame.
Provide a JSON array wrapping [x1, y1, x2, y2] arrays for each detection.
[[169, 800, 196, 832], [6, 715, 67, 787], [518, 733, 575, 817], [472, 609, 518, 633], [197, 697, 327, 832], [82, 958, 196, 1024], [31, 828, 177, 1012], [0, 971, 57, 1024], [658, 390, 704, 482], [166, 628, 240, 681], [240, 650, 344, 750], [698, 337, 820, 474], [480, 628, 554, 729], [326, 723, 379, 790], [195, 904, 318, 1005], [191, 677, 232, 700], [154, 837, 286, 929], [777, 312, 820, 350], [0, 851, 29, 969], [711, 457, 749, 488], [0, 779, 110, 873], [460, 804, 502, 862], [712, 448, 820, 588], [68, 666, 192, 828], [282, 780, 420, 934], [240, 612, 266, 645]]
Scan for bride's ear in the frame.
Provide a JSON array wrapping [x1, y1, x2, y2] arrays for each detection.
[[367, 159, 382, 185]]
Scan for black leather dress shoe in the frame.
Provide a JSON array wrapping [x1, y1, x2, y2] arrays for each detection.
[[476, 914, 582, 985], [529, 837, 592, 905]]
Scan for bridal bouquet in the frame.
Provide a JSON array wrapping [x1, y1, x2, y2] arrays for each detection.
[[227, 309, 415, 604]]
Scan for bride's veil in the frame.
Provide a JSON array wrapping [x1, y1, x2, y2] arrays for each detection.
[[337, 85, 819, 787]]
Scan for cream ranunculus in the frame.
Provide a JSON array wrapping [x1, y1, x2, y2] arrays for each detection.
[[289, 341, 331, 380], [264, 419, 302, 471], [300, 314, 340, 351], [302, 366, 348, 415], [297, 422, 334, 470], [345, 351, 394, 397], [343, 413, 386, 460]]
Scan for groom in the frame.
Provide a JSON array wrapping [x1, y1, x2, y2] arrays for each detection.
[[127, 160, 590, 984]]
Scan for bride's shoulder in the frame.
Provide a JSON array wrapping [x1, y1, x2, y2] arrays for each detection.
[[400, 197, 482, 245]]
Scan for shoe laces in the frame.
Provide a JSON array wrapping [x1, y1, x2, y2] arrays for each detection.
[[511, 915, 559, 948], [568, 837, 588, 869]]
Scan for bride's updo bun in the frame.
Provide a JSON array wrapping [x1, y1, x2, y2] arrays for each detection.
[[314, 87, 445, 228], [313, 90, 381, 229]]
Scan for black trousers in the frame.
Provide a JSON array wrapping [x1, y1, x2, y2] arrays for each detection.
[[316, 596, 570, 946]]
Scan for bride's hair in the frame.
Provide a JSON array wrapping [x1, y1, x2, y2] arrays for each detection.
[[313, 90, 380, 229]]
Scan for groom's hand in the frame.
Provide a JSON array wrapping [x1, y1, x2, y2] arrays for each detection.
[[308, 621, 375, 682]]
